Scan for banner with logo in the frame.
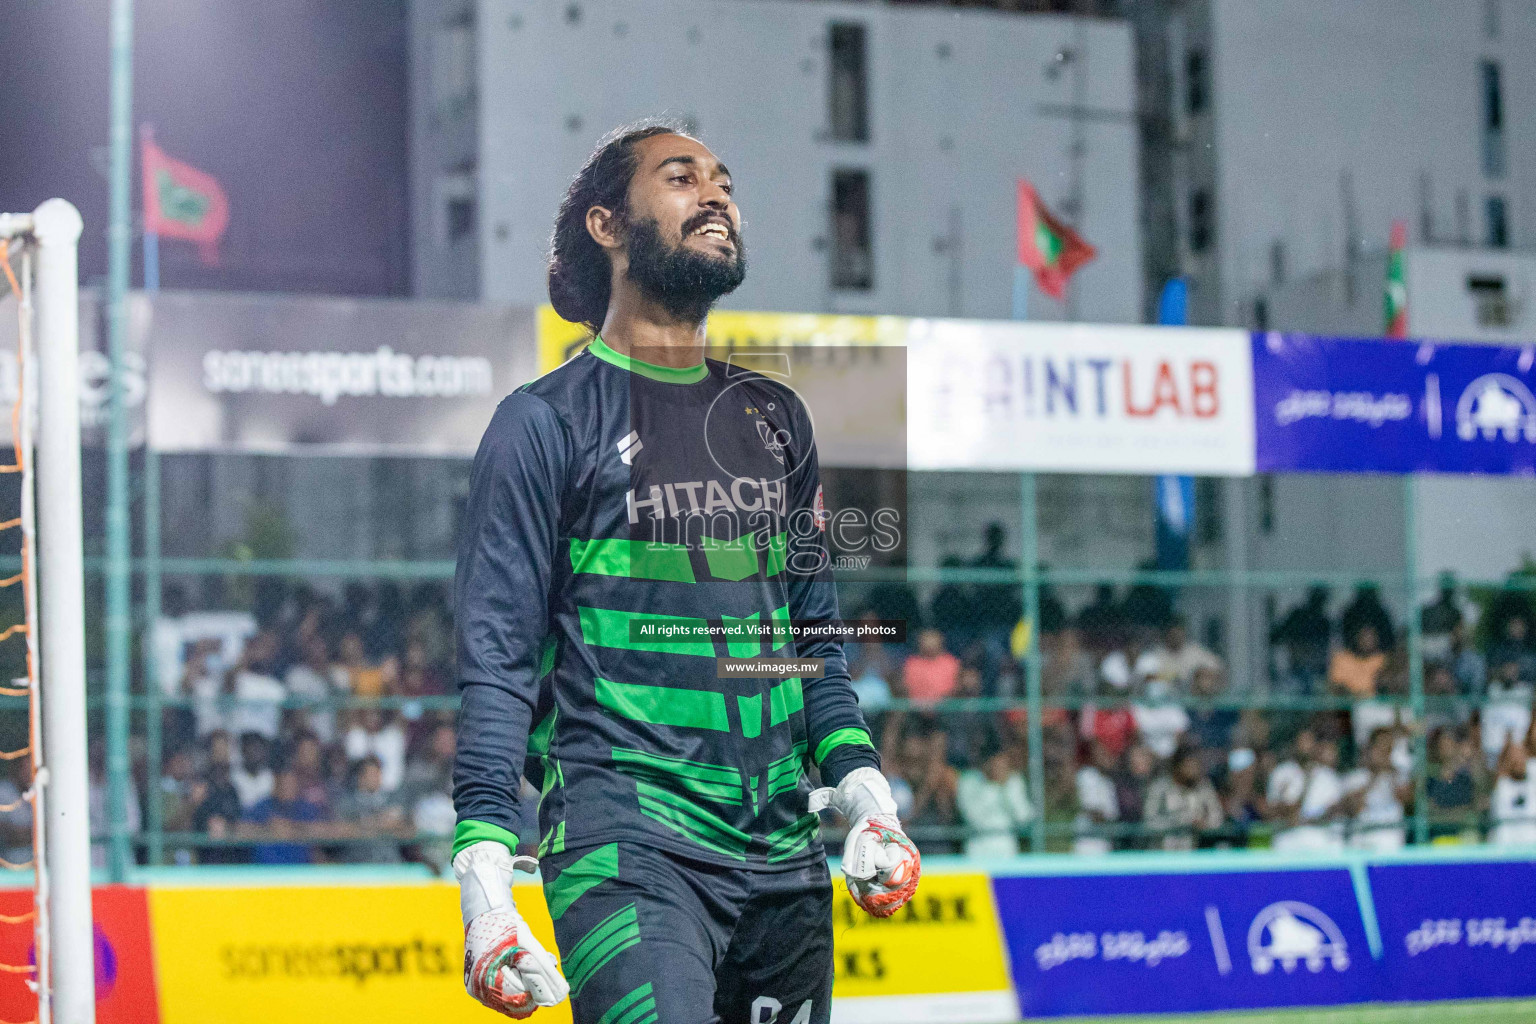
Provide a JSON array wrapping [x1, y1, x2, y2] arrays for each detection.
[[138, 291, 536, 455], [1252, 332, 1536, 474], [906, 320, 1257, 475], [994, 867, 1371, 1017]]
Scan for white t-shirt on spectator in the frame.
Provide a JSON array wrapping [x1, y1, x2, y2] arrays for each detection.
[[1343, 768, 1406, 852], [1135, 643, 1222, 690], [228, 670, 287, 741], [1073, 765, 1119, 855], [188, 671, 226, 738], [345, 723, 408, 793], [1481, 684, 1533, 765], [232, 766, 274, 810], [285, 663, 348, 741], [956, 770, 1032, 860], [150, 611, 257, 697], [1131, 700, 1190, 760], [1490, 760, 1536, 846], [1269, 761, 1345, 852]]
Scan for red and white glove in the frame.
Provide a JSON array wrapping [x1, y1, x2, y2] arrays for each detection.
[[810, 767, 921, 918], [454, 841, 570, 1018]]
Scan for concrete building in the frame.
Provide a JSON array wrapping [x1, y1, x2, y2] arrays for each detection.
[[409, 0, 1144, 323]]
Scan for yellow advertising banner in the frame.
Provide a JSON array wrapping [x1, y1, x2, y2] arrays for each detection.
[[148, 881, 572, 1024], [829, 872, 1012, 997], [536, 304, 907, 375]]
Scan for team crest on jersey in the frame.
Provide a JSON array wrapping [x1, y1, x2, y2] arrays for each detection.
[[755, 418, 788, 465]]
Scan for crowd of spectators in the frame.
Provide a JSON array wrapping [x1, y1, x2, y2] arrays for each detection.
[[70, 528, 1536, 867]]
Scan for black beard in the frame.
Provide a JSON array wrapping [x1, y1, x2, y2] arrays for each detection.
[[623, 215, 747, 324]]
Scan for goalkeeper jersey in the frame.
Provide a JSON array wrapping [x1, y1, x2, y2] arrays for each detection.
[[453, 335, 879, 871]]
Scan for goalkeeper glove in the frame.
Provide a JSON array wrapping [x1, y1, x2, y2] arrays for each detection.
[[809, 766, 921, 918], [454, 841, 570, 1018]]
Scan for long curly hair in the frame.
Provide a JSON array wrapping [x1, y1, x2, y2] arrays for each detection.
[[547, 120, 693, 333]]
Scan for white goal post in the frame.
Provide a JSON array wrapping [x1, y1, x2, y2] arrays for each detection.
[[0, 199, 95, 1024]]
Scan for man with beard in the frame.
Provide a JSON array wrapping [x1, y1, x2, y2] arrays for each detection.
[[451, 123, 920, 1021]]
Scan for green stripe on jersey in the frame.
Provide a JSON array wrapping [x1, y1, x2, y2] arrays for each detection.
[[544, 843, 619, 921], [570, 538, 694, 583], [768, 676, 803, 726], [579, 605, 715, 657], [612, 746, 743, 804], [595, 677, 729, 732], [765, 532, 787, 577], [721, 611, 761, 659], [765, 750, 804, 801], [702, 531, 759, 582], [814, 726, 875, 765], [565, 902, 641, 996], [597, 983, 657, 1024], [636, 781, 750, 860], [765, 813, 821, 863], [737, 694, 764, 740], [769, 603, 792, 651]]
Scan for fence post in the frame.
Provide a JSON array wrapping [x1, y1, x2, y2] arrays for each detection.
[[1020, 472, 1046, 853], [1403, 475, 1427, 845]]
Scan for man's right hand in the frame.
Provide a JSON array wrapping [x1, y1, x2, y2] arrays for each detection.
[[454, 841, 570, 1018]]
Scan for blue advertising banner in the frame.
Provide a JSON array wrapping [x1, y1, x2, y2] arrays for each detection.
[[993, 868, 1373, 1017], [1370, 860, 1536, 1002], [1251, 332, 1536, 475]]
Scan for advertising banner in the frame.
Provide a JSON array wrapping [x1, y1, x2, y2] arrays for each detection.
[[993, 868, 1370, 1017], [139, 291, 535, 455], [907, 320, 1256, 475], [1370, 859, 1536, 1002], [829, 873, 1015, 1024], [1252, 332, 1536, 474], [0, 885, 159, 1024], [148, 880, 571, 1024]]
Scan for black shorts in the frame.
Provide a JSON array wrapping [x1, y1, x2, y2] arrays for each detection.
[[541, 841, 833, 1024]]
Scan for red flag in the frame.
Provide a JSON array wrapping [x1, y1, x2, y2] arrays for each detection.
[[1016, 179, 1096, 301], [1385, 219, 1408, 338], [141, 134, 229, 265]]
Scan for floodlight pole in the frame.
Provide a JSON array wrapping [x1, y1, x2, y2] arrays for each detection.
[[33, 199, 96, 1023]]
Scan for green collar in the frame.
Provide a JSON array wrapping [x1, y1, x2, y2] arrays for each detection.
[[588, 335, 709, 384]]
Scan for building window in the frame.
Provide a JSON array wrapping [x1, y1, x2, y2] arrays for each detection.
[[1468, 274, 1512, 327], [437, 170, 476, 246], [829, 23, 870, 143], [1486, 194, 1509, 248], [1185, 49, 1208, 115], [831, 169, 873, 290], [1189, 189, 1213, 253]]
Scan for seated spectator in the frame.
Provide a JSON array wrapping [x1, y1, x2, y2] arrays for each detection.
[[1449, 620, 1487, 698], [1073, 740, 1120, 855], [333, 756, 408, 864], [1341, 727, 1410, 851], [1267, 728, 1345, 853], [223, 630, 288, 741], [1425, 727, 1478, 840], [900, 629, 961, 705], [398, 637, 448, 698], [1137, 616, 1223, 693], [887, 719, 958, 854], [191, 759, 244, 865], [1040, 623, 1095, 699], [284, 633, 346, 742], [338, 628, 397, 698], [1187, 665, 1237, 768], [1131, 672, 1190, 761], [1489, 739, 1536, 846], [1143, 746, 1224, 851], [1340, 585, 1395, 652], [956, 735, 1033, 859], [287, 731, 330, 811], [1079, 665, 1137, 761], [240, 768, 326, 865], [1270, 586, 1331, 694], [232, 732, 275, 810], [1114, 742, 1158, 845], [1418, 575, 1462, 668], [1481, 616, 1535, 765], [183, 638, 227, 738], [1222, 747, 1268, 844], [1328, 624, 1386, 699], [344, 709, 408, 793]]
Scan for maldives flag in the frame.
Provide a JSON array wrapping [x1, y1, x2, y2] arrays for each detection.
[[141, 135, 229, 265], [1016, 179, 1095, 301], [1384, 219, 1408, 338]]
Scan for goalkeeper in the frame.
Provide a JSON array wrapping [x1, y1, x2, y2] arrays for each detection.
[[452, 121, 920, 1023]]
